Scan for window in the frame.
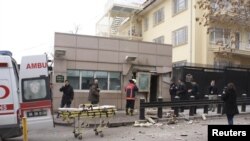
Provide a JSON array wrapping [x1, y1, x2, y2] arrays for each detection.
[[172, 26, 188, 46], [209, 28, 230, 46], [153, 8, 164, 26], [81, 71, 94, 90], [173, 0, 187, 15], [67, 70, 80, 89], [109, 72, 121, 90], [67, 70, 121, 91], [22, 78, 49, 102], [153, 36, 164, 44], [144, 17, 149, 31], [95, 71, 108, 90]]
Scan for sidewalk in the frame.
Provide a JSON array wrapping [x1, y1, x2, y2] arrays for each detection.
[[54, 105, 250, 127]]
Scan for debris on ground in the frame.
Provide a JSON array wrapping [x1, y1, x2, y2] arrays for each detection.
[[201, 114, 207, 120], [133, 121, 153, 127], [167, 114, 178, 124], [145, 116, 156, 124], [187, 120, 193, 124]]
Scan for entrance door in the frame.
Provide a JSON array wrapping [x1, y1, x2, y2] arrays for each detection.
[[150, 75, 158, 102]]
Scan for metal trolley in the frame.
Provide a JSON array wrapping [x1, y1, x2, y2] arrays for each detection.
[[58, 104, 116, 140]]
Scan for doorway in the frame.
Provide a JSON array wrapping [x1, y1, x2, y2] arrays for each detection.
[[150, 75, 158, 102]]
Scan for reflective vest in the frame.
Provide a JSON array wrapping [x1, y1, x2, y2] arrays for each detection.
[[125, 83, 137, 100]]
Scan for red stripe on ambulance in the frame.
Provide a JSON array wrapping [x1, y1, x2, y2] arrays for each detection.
[[20, 100, 51, 110]]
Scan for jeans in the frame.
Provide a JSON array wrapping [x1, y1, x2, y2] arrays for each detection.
[[226, 114, 234, 125]]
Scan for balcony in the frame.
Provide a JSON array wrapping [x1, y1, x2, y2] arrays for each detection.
[[209, 41, 250, 57], [96, 0, 144, 41]]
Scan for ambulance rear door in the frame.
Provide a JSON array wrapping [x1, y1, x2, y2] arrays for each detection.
[[19, 54, 53, 129]]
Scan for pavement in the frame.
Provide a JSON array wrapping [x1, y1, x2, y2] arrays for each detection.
[[54, 105, 250, 127]]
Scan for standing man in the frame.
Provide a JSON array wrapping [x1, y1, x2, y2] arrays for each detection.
[[59, 80, 74, 108], [208, 80, 218, 112], [176, 79, 187, 112], [222, 83, 239, 125], [169, 79, 177, 102], [125, 79, 138, 116], [88, 78, 100, 105]]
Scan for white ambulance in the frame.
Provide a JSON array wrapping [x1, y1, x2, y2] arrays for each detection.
[[0, 51, 53, 140]]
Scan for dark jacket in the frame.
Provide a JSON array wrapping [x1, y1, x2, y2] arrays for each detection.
[[222, 88, 239, 115], [88, 83, 100, 103], [169, 83, 177, 96], [190, 83, 199, 99], [125, 83, 138, 100], [60, 85, 74, 102], [176, 82, 187, 100], [208, 85, 218, 95]]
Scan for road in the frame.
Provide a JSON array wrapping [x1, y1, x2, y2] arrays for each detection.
[[7, 114, 250, 141]]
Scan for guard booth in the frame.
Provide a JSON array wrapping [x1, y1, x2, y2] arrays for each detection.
[[173, 64, 250, 97]]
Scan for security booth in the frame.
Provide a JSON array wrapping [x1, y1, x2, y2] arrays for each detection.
[[53, 33, 172, 110]]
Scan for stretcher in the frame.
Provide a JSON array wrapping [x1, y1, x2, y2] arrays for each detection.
[[58, 104, 116, 140]]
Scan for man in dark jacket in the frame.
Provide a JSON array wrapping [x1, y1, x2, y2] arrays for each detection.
[[222, 83, 239, 125], [59, 80, 74, 108], [125, 79, 138, 116], [88, 78, 100, 104], [169, 79, 177, 102], [208, 80, 219, 112]]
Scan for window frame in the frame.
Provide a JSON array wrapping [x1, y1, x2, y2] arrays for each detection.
[[172, 26, 188, 47], [173, 0, 188, 16], [153, 7, 165, 26], [67, 70, 122, 92]]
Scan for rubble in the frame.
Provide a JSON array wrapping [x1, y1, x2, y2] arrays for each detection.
[[201, 114, 207, 120]]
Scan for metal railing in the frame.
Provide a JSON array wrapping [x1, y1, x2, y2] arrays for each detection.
[[139, 95, 250, 120]]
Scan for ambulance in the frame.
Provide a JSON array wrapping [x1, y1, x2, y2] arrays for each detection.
[[0, 51, 53, 140]]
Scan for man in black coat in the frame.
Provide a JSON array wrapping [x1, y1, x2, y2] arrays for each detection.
[[222, 83, 239, 125], [59, 80, 74, 108]]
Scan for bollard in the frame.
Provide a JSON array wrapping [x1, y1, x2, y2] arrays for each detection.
[[204, 95, 209, 114], [174, 96, 180, 117], [217, 95, 222, 114], [139, 98, 145, 120], [22, 117, 28, 141], [241, 94, 247, 112], [157, 97, 163, 118], [189, 95, 195, 116]]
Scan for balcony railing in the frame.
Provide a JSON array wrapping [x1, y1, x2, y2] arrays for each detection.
[[210, 40, 250, 56]]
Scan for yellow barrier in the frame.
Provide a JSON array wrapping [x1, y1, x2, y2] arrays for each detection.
[[22, 117, 28, 141]]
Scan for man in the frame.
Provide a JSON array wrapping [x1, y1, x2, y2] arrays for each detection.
[[88, 78, 100, 105], [125, 79, 138, 116], [59, 80, 74, 108], [169, 79, 177, 102], [176, 79, 187, 112], [208, 80, 218, 112]]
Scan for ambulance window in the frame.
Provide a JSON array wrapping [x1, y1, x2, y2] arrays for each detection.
[[22, 78, 49, 101]]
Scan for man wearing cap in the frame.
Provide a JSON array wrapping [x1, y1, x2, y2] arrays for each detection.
[[125, 79, 138, 116]]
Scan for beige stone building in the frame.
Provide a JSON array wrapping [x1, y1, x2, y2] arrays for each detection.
[[96, 0, 250, 67], [53, 32, 172, 110]]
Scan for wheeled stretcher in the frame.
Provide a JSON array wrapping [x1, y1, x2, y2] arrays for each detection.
[[58, 104, 116, 140]]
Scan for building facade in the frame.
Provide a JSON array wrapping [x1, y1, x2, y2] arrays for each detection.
[[96, 0, 250, 67], [53, 32, 172, 110]]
